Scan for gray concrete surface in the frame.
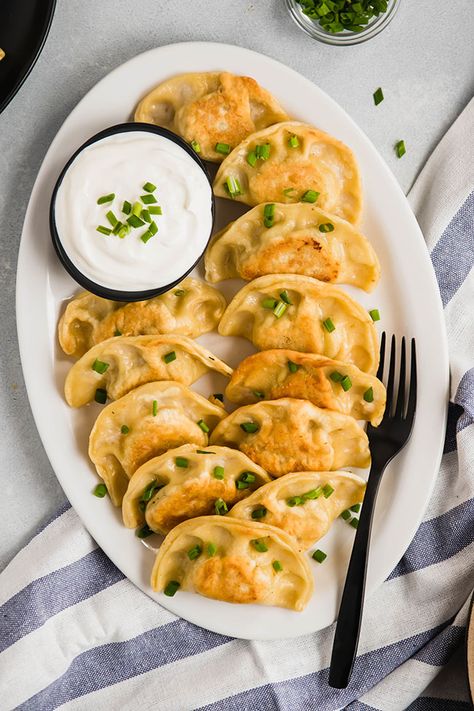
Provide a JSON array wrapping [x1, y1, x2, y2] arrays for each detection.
[[0, 0, 473, 571]]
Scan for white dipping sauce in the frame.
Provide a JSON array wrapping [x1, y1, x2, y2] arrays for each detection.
[[55, 131, 213, 291]]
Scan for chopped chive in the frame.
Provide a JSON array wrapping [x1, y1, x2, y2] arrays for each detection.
[[322, 484, 334, 498], [236, 480, 250, 490], [239, 472, 256, 484], [263, 297, 278, 309], [350, 503, 361, 513], [92, 358, 109, 374], [350, 517, 359, 529], [364, 387, 374, 403], [191, 139, 201, 153], [341, 375, 352, 392], [152, 400, 158, 416], [240, 422, 259, 434], [112, 220, 125, 235], [272, 560, 283, 572], [197, 419, 210, 433], [187, 544, 202, 560], [114, 330, 122, 336], [330, 371, 344, 383], [174, 289, 186, 296], [140, 194, 157, 204], [214, 498, 228, 515], [175, 457, 188, 468], [341, 509, 351, 521], [273, 301, 287, 318], [263, 203, 275, 218], [251, 539, 268, 552], [373, 87, 384, 106], [127, 214, 145, 228], [288, 360, 300, 373], [319, 223, 334, 233], [213, 465, 225, 480], [141, 209, 151, 223], [143, 181, 157, 193], [303, 486, 323, 500], [213, 393, 224, 403], [252, 390, 264, 399], [117, 225, 129, 239], [164, 580, 180, 596], [136, 524, 153, 539], [215, 142, 231, 155], [140, 480, 160, 504], [251, 505, 267, 520], [93, 483, 107, 498], [148, 205, 162, 215], [279, 290, 292, 305], [120, 425, 130, 435], [288, 134, 300, 148], [141, 230, 153, 244], [132, 201, 142, 217], [395, 140, 406, 158], [283, 187, 296, 197], [224, 176, 242, 198], [207, 542, 217, 556], [196, 450, 213, 454], [94, 388, 107, 404], [149, 221, 158, 236], [255, 143, 270, 160], [97, 193, 115, 205], [322, 317, 335, 333], [287, 496, 305, 507], [369, 308, 381, 321], [312, 549, 327, 563], [96, 225, 112, 235], [247, 150, 257, 167], [163, 351, 176, 364], [105, 210, 118, 227], [301, 190, 320, 203], [122, 200, 132, 215]]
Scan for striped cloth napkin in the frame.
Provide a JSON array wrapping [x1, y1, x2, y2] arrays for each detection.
[[1, 99, 473, 711]]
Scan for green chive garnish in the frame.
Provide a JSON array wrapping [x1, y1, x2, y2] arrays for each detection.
[[303, 487, 323, 500], [350, 503, 361, 513], [288, 360, 300, 373], [141, 209, 151, 223], [94, 388, 107, 404], [312, 549, 327, 563], [96, 225, 112, 236], [287, 496, 305, 507], [136, 524, 153, 539], [207, 542, 217, 556], [196, 450, 213, 454], [322, 484, 334, 498], [213, 465, 225, 480], [369, 309, 381, 321], [255, 143, 270, 160], [112, 220, 125, 235], [319, 223, 334, 233], [251, 539, 268, 552], [175, 457, 188, 468], [288, 134, 299, 148], [283, 187, 296, 197], [364, 387, 374, 403], [143, 181, 157, 193], [240, 472, 256, 484], [92, 358, 109, 374], [224, 176, 242, 198], [93, 483, 107, 498], [240, 422, 259, 433], [341, 375, 352, 391], [148, 221, 158, 236], [350, 517, 359, 529], [252, 390, 264, 399], [247, 151, 257, 167], [236, 480, 249, 490], [140, 194, 157, 204], [251, 506, 267, 520], [191, 140, 201, 153], [141, 230, 153, 244], [341, 509, 351, 520], [272, 560, 283, 572], [122, 200, 132, 214], [301, 190, 319, 203], [263, 203, 275, 228], [164, 580, 180, 596], [330, 371, 344, 383], [263, 297, 278, 309], [148, 205, 162, 215], [323, 317, 335, 333], [127, 214, 145, 228], [215, 142, 231, 155], [105, 210, 118, 227], [174, 289, 186, 296], [139, 480, 161, 507], [132, 202, 142, 217], [214, 498, 228, 515], [373, 87, 384, 106], [97, 193, 115, 205], [121, 425, 129, 435], [197, 419, 210, 433], [273, 301, 287, 318], [187, 544, 202, 560], [152, 400, 158, 416], [163, 351, 176, 364], [114, 330, 122, 336], [279, 290, 292, 305], [118, 225, 129, 239], [395, 140, 406, 158]]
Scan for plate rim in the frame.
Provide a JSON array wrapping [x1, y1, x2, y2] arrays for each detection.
[[15, 41, 450, 640]]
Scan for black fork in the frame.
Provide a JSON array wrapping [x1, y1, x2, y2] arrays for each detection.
[[328, 333, 417, 689]]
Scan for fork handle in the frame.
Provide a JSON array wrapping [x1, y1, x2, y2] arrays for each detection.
[[328, 461, 386, 688]]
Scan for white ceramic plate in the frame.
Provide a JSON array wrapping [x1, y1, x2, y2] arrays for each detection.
[[16, 42, 449, 640]]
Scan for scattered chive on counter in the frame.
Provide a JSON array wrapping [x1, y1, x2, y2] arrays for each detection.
[[373, 87, 384, 106], [296, 0, 390, 34], [395, 140, 406, 158], [312, 549, 327, 563], [93, 483, 107, 498]]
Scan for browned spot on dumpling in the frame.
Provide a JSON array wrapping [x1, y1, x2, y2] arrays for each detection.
[[94, 301, 175, 344], [194, 556, 267, 604]]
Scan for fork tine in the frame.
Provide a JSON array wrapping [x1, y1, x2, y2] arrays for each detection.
[[376, 331, 386, 380], [406, 338, 417, 420], [385, 335, 396, 413], [394, 337, 406, 417]]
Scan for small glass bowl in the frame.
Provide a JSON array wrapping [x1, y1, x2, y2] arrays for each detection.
[[285, 0, 401, 46]]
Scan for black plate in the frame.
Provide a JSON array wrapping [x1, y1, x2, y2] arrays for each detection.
[[0, 0, 56, 115]]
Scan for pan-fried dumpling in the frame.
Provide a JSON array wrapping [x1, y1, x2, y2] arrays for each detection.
[[229, 471, 366, 551], [134, 72, 288, 163], [58, 277, 227, 359], [225, 350, 385, 426], [213, 121, 362, 224], [65, 335, 232, 407], [218, 274, 379, 374], [151, 515, 313, 610], [210, 398, 370, 477], [89, 381, 226, 506], [122, 444, 270, 533], [205, 203, 379, 291]]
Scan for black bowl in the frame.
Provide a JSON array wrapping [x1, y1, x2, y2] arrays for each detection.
[[50, 122, 216, 302]]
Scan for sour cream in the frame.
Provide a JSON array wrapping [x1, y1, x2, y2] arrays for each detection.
[[54, 130, 213, 292]]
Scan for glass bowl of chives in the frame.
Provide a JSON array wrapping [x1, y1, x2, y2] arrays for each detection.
[[285, 0, 401, 46]]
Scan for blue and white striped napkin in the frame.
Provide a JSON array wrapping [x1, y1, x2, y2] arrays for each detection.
[[1, 99, 473, 711]]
